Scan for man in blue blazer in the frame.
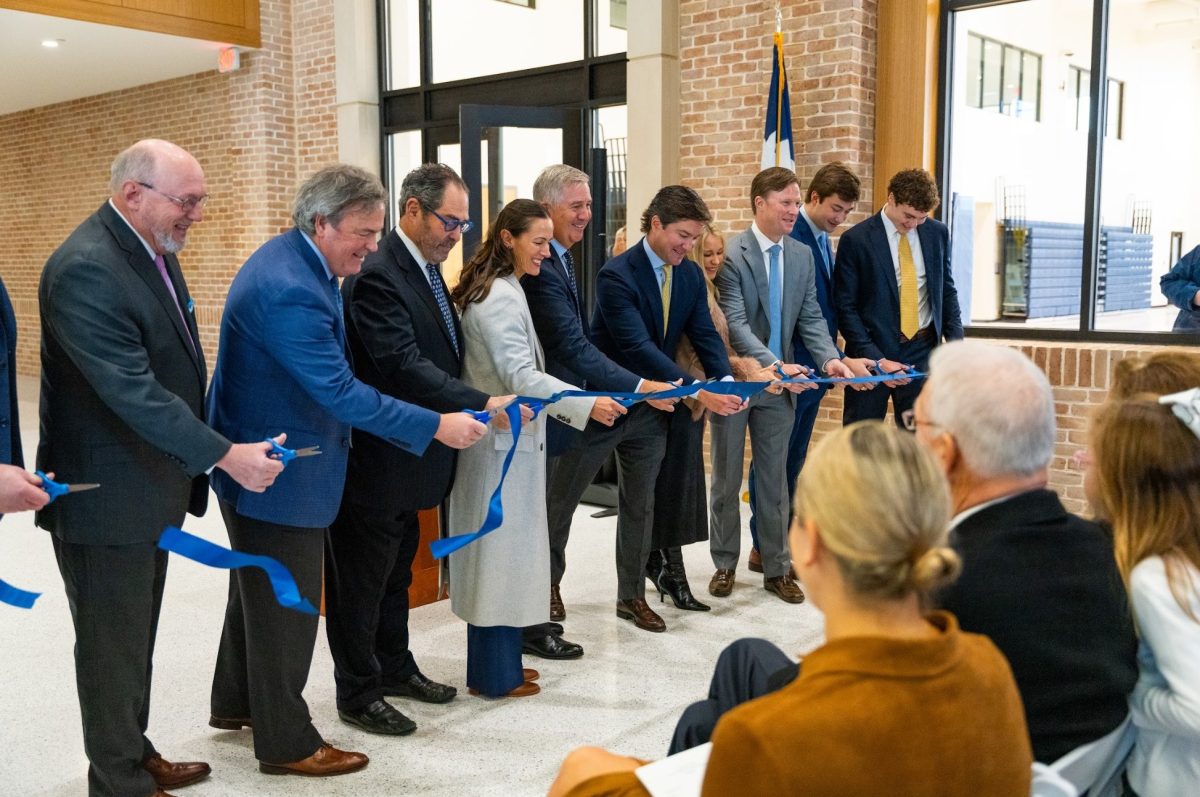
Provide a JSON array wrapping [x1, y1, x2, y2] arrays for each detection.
[[521, 165, 674, 652], [0, 276, 48, 514], [833, 168, 964, 426], [746, 163, 864, 571], [206, 165, 488, 778], [547, 185, 744, 633]]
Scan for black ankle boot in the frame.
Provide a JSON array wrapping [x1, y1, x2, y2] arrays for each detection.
[[655, 549, 711, 612], [645, 549, 664, 587]]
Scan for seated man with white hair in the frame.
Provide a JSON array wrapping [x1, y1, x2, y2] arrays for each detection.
[[910, 340, 1137, 764]]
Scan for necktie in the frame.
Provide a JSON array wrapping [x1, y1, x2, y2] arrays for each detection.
[[561, 248, 580, 311], [426, 262, 460, 354], [820, 233, 834, 278], [660, 264, 672, 336], [898, 233, 919, 339], [767, 244, 783, 358], [154, 254, 195, 354]]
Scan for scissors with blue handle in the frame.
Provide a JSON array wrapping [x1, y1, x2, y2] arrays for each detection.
[[264, 438, 322, 465], [461, 397, 522, 423], [35, 470, 100, 504]]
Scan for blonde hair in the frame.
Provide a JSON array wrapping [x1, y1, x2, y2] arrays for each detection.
[[794, 422, 959, 599], [1111, 351, 1200, 400], [1091, 395, 1200, 621], [691, 226, 725, 303]]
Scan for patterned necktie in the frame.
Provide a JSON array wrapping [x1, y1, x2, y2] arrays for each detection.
[[426, 262, 460, 354], [154, 253, 195, 355], [767, 244, 783, 358], [660, 264, 672, 336], [820, 233, 834, 278], [898, 233, 919, 339], [561, 248, 580, 311]]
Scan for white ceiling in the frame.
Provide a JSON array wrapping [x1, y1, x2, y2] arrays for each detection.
[[0, 8, 229, 116]]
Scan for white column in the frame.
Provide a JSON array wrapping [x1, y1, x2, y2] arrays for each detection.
[[626, 0, 680, 224], [334, 0, 381, 175]]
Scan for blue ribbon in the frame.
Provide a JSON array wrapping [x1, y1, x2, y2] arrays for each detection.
[[435, 371, 925, 559], [0, 578, 40, 609], [432, 401, 531, 559], [158, 526, 318, 615]]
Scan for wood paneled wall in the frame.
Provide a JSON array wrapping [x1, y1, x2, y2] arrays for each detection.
[[0, 0, 260, 46]]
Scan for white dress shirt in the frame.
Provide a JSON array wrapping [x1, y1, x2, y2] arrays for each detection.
[[879, 209, 931, 329]]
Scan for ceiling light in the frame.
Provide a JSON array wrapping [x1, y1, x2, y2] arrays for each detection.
[[41, 39, 64, 48]]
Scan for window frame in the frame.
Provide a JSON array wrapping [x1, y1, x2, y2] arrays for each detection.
[[936, 0, 1199, 345]]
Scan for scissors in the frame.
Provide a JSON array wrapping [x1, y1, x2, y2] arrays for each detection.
[[265, 438, 322, 465], [35, 470, 100, 504], [461, 397, 521, 423]]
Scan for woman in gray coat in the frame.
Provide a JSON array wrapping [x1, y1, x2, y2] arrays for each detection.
[[447, 199, 623, 698]]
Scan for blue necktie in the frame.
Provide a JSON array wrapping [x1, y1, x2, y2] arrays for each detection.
[[427, 262, 460, 354], [820, 233, 834, 278], [767, 244, 783, 358], [561, 248, 580, 311], [329, 276, 343, 325]]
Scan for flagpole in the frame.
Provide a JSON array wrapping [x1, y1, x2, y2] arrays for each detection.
[[774, 3, 783, 167]]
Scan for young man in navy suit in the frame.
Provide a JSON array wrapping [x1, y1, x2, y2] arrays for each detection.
[[521, 165, 674, 651], [833, 168, 964, 426], [546, 186, 743, 633], [746, 163, 865, 573]]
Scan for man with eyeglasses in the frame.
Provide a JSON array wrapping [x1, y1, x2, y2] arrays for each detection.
[[37, 138, 284, 797], [833, 168, 964, 427], [325, 163, 521, 735], [206, 164, 490, 778]]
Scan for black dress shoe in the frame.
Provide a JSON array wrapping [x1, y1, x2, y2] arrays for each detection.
[[337, 699, 416, 736], [382, 671, 457, 704], [522, 632, 584, 659], [209, 714, 253, 730]]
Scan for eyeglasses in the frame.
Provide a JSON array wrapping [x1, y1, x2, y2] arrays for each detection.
[[900, 409, 940, 432], [138, 182, 209, 213], [429, 208, 473, 234]]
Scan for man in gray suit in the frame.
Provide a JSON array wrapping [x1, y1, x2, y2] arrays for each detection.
[[38, 139, 283, 797], [708, 167, 865, 604]]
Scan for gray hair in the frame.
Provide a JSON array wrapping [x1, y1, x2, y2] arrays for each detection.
[[292, 164, 387, 234], [399, 163, 467, 215], [533, 164, 590, 206], [924, 341, 1056, 478]]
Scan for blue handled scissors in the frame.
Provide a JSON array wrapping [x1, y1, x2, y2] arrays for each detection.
[[461, 397, 521, 423], [264, 438, 322, 465], [35, 470, 100, 504]]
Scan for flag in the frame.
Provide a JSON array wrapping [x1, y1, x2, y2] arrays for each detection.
[[761, 31, 795, 171]]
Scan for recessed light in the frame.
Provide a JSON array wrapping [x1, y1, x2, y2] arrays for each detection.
[[41, 39, 64, 49]]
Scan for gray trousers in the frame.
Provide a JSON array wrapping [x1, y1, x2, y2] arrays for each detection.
[[708, 390, 795, 577], [546, 404, 668, 600]]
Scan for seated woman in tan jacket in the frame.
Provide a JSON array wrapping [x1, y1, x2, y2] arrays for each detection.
[[551, 421, 1033, 797]]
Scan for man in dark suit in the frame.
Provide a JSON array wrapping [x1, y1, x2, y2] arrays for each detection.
[[745, 163, 863, 571], [708, 167, 858, 604], [37, 139, 284, 797], [833, 168, 964, 426], [206, 164, 488, 777], [913, 340, 1137, 763], [0, 276, 49, 515], [327, 163, 517, 734], [521, 164, 675, 654], [547, 185, 744, 633]]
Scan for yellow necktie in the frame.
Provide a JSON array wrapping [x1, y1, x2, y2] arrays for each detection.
[[898, 234, 919, 339], [661, 264, 672, 335]]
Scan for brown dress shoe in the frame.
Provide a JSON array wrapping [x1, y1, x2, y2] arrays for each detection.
[[764, 574, 806, 604], [523, 668, 540, 682], [143, 754, 210, 789], [708, 569, 735, 597], [549, 584, 566, 622], [259, 744, 369, 777], [615, 598, 666, 632], [469, 681, 541, 698], [748, 547, 764, 573]]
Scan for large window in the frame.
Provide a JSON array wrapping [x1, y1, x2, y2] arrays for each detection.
[[941, 0, 1200, 341]]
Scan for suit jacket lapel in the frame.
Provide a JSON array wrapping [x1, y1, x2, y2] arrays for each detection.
[[630, 241, 666, 345], [286, 228, 347, 349], [917, 222, 942, 312], [867, 215, 899, 307], [741, 233, 770, 322], [163, 254, 205, 376], [393, 232, 460, 356], [550, 247, 581, 317]]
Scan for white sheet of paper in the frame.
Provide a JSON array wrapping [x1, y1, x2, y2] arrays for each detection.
[[634, 742, 712, 797]]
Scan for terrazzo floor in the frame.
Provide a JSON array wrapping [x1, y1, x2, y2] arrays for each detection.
[[0, 377, 825, 796]]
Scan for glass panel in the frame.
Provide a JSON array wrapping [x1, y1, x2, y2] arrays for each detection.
[[966, 34, 983, 108], [384, 0, 420, 90], [1094, 0, 1198, 333], [431, 0, 584, 83], [386, 130, 423, 223], [949, 0, 1093, 331], [1021, 52, 1040, 121], [436, 143, 465, 288], [595, 0, 628, 56], [595, 104, 627, 257], [981, 39, 1002, 112], [1002, 45, 1021, 115]]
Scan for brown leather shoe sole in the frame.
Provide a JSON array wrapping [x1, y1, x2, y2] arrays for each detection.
[[259, 747, 368, 777], [142, 756, 211, 790], [764, 578, 806, 604], [523, 668, 540, 682], [615, 602, 666, 633], [468, 681, 541, 698], [708, 570, 735, 598]]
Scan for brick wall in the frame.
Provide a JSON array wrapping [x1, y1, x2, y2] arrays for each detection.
[[0, 0, 338, 375]]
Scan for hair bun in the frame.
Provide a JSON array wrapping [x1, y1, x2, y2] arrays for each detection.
[[910, 547, 962, 591]]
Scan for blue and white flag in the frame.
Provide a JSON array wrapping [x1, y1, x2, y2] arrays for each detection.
[[761, 31, 795, 171]]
